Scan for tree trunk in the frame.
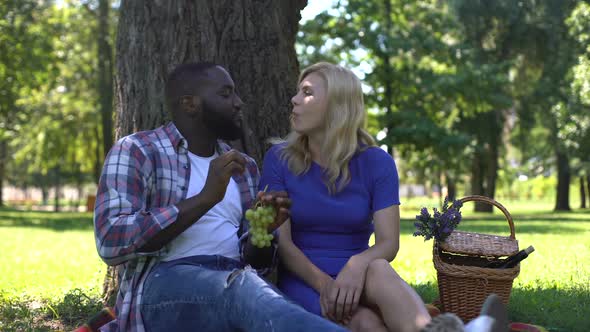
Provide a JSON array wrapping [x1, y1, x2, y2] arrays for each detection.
[[53, 167, 60, 212], [470, 110, 502, 212], [446, 173, 456, 201], [115, 0, 304, 163], [554, 150, 571, 211], [94, 120, 102, 183], [581, 176, 587, 209], [381, 0, 394, 156], [587, 175, 590, 208], [0, 140, 5, 207], [104, 0, 306, 305], [41, 186, 48, 205], [98, 0, 114, 160]]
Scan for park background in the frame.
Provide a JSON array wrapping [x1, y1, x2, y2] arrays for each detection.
[[0, 0, 589, 331]]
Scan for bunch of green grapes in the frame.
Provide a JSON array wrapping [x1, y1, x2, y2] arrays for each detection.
[[245, 205, 276, 248]]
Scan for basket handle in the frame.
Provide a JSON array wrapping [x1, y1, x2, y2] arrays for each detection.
[[458, 195, 516, 239]]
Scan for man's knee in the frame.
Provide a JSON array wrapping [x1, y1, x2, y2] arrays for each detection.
[[224, 265, 257, 288]]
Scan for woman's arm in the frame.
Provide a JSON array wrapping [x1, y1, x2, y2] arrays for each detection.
[[277, 219, 332, 292], [326, 204, 400, 321], [349, 204, 400, 266]]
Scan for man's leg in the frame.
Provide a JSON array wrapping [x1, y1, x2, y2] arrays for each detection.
[[141, 263, 234, 332], [141, 258, 346, 332], [224, 266, 347, 332]]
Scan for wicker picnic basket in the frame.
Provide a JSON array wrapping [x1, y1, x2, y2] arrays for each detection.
[[433, 195, 520, 322]]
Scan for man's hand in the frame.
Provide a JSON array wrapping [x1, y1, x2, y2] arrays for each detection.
[[256, 191, 291, 232], [202, 150, 246, 204]]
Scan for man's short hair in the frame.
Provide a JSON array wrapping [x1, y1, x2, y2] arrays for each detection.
[[165, 62, 219, 112]]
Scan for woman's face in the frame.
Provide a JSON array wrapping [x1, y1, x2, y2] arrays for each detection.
[[290, 72, 328, 136]]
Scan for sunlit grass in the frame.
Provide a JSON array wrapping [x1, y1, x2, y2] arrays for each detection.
[[0, 209, 105, 298], [0, 201, 589, 331]]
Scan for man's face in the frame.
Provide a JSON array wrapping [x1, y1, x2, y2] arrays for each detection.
[[198, 66, 244, 141]]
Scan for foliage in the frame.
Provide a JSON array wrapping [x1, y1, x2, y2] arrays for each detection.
[[0, 0, 58, 125], [299, 0, 590, 210], [7, 1, 116, 205], [298, 0, 520, 196]]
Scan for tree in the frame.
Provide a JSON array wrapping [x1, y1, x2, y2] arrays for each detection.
[[103, 0, 307, 305], [0, 0, 57, 206], [10, 1, 118, 211], [567, 2, 590, 209], [297, 0, 508, 207], [451, 0, 584, 211], [115, 0, 305, 163]]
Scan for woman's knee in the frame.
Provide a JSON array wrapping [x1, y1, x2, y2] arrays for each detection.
[[366, 258, 399, 281]]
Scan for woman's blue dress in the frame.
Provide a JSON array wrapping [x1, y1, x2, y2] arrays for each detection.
[[259, 144, 399, 315]]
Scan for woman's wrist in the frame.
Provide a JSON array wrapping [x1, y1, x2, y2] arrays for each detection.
[[348, 253, 371, 270], [314, 273, 332, 292]]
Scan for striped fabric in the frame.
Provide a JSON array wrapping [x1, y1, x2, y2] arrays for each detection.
[[94, 122, 268, 332]]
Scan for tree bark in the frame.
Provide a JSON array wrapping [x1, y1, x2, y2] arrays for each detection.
[[98, 0, 114, 161], [554, 150, 571, 211], [104, 0, 306, 305], [115, 0, 305, 163], [587, 175, 590, 208], [580, 176, 587, 209]]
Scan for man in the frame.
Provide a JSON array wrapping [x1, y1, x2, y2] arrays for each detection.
[[93, 62, 347, 332]]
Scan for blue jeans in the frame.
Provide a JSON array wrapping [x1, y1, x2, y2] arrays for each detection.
[[141, 255, 346, 332]]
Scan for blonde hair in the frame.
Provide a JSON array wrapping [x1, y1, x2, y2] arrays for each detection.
[[278, 62, 376, 194]]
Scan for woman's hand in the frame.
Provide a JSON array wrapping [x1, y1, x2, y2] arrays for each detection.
[[324, 255, 369, 323], [256, 191, 291, 232], [318, 275, 336, 321]]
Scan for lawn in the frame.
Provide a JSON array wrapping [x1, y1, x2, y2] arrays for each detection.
[[0, 199, 589, 331]]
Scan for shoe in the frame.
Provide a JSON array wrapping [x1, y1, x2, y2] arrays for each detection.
[[465, 294, 509, 332], [421, 313, 465, 332]]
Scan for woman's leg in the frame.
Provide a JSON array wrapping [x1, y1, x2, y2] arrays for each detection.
[[346, 305, 388, 332], [361, 259, 431, 332]]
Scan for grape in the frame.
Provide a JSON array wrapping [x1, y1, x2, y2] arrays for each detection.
[[245, 204, 277, 248]]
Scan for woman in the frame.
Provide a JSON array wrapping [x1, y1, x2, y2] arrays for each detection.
[[259, 62, 431, 332]]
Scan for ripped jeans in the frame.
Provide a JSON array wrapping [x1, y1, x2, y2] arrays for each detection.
[[141, 255, 346, 332]]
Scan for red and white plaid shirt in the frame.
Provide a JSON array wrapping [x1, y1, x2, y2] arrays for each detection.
[[94, 122, 268, 332]]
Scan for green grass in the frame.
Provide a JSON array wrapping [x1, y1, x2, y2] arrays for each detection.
[[0, 208, 105, 331], [0, 201, 589, 331]]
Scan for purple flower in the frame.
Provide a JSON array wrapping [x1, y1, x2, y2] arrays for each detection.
[[413, 196, 463, 242]]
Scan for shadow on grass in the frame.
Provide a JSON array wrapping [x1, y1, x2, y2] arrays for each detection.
[[413, 282, 590, 332], [0, 208, 93, 231]]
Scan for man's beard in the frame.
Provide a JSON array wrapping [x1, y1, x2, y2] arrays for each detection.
[[202, 102, 243, 141]]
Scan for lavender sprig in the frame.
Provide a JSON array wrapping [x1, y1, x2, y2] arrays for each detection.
[[413, 197, 463, 242]]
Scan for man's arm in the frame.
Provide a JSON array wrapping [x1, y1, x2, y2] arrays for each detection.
[[94, 138, 179, 266], [94, 140, 246, 265], [139, 149, 248, 252]]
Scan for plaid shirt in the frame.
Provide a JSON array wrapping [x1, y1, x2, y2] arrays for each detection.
[[94, 122, 269, 332]]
